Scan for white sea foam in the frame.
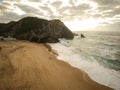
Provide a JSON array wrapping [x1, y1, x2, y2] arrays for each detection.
[[48, 34, 120, 90]]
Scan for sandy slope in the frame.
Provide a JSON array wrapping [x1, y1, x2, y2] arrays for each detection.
[[0, 41, 113, 90]]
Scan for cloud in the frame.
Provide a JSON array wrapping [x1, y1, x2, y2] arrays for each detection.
[[0, 0, 120, 30], [28, 0, 47, 3], [90, 0, 120, 18], [0, 12, 21, 23], [90, 0, 120, 6], [51, 1, 62, 9], [0, 1, 12, 11], [15, 4, 43, 15]]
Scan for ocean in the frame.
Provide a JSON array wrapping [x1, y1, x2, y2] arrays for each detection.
[[49, 31, 120, 90]]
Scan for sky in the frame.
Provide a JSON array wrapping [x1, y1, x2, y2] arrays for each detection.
[[0, 0, 120, 31]]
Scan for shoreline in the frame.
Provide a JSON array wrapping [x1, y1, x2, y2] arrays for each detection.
[[0, 41, 113, 90]]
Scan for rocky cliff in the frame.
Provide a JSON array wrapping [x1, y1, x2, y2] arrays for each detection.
[[0, 17, 74, 43]]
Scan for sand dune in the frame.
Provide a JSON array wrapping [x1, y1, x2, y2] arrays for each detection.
[[0, 41, 113, 90]]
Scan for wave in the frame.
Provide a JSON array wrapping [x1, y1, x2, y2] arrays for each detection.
[[48, 33, 120, 90], [93, 56, 120, 71]]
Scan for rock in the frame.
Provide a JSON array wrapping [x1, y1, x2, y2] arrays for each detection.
[[0, 17, 74, 43], [0, 46, 1, 50], [81, 33, 86, 38]]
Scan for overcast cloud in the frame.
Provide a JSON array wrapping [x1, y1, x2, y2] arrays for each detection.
[[0, 0, 120, 31]]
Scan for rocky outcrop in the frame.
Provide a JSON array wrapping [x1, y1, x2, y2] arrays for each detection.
[[0, 17, 74, 43]]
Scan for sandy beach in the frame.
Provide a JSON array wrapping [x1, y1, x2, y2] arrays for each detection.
[[0, 41, 113, 90]]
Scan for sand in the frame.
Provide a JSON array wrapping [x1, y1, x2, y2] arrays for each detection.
[[0, 41, 113, 90]]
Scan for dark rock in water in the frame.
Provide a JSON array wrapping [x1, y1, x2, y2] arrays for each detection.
[[0, 17, 74, 43], [81, 33, 86, 38]]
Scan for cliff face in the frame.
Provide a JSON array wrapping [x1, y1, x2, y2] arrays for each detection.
[[0, 17, 74, 43]]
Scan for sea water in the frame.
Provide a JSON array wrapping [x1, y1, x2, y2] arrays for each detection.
[[49, 31, 120, 90]]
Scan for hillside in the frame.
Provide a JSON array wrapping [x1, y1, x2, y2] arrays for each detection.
[[0, 17, 73, 43]]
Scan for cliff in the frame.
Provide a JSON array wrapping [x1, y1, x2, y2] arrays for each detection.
[[0, 17, 74, 43]]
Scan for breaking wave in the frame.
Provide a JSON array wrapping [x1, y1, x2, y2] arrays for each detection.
[[49, 31, 120, 90]]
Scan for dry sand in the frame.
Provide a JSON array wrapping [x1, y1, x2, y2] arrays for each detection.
[[0, 41, 113, 90]]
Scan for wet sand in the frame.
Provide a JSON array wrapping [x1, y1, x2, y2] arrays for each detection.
[[0, 41, 113, 90]]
